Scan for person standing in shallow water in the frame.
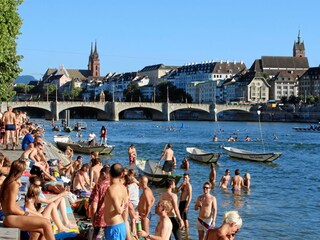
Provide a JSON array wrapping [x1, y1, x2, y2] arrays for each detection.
[[159, 143, 176, 174], [209, 163, 216, 187], [230, 169, 244, 193], [219, 169, 231, 189], [177, 173, 192, 229], [194, 182, 217, 240], [128, 144, 137, 168]]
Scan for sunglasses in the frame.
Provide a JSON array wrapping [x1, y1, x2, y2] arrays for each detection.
[[203, 186, 210, 189]]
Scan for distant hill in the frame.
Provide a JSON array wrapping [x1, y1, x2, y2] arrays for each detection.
[[15, 75, 37, 84]]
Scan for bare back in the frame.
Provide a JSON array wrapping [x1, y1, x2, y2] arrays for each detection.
[[2, 111, 16, 125], [160, 192, 177, 217], [231, 175, 244, 190]]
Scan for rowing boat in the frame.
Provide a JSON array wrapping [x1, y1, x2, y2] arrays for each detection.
[[186, 147, 220, 164], [223, 146, 281, 162], [135, 159, 182, 187]]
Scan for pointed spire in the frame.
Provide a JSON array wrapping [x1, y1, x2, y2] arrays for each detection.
[[297, 29, 301, 44], [94, 40, 98, 54], [91, 42, 93, 55]]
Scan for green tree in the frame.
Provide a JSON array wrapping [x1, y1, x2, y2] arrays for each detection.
[[306, 95, 315, 104], [124, 82, 141, 101], [156, 82, 192, 103], [288, 95, 300, 104], [0, 0, 23, 102]]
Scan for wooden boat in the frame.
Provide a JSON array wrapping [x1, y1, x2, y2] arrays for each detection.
[[186, 147, 220, 164], [136, 159, 182, 187], [73, 121, 87, 131], [223, 146, 281, 162], [293, 125, 320, 132], [55, 138, 115, 155]]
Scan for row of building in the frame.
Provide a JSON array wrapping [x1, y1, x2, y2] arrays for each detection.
[[41, 31, 319, 103]]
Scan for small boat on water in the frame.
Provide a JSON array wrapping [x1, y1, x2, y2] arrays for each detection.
[[136, 159, 182, 187], [293, 124, 320, 132], [53, 134, 71, 143], [52, 126, 60, 131], [186, 147, 220, 164], [73, 121, 87, 131], [223, 146, 281, 162], [54, 137, 115, 155]]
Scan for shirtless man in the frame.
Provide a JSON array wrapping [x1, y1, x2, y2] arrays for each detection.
[[138, 200, 173, 240], [219, 169, 231, 189], [204, 211, 242, 240], [90, 157, 103, 187], [103, 163, 128, 240], [194, 182, 217, 240], [177, 173, 192, 229], [230, 169, 244, 193], [159, 143, 176, 174], [2, 106, 17, 150], [180, 157, 190, 171], [138, 176, 155, 235], [128, 144, 137, 168], [160, 179, 184, 240]]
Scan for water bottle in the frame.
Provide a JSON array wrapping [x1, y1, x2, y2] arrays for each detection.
[[136, 220, 142, 239]]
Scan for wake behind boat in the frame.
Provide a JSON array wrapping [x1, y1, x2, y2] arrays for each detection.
[[223, 146, 281, 162], [54, 136, 115, 155], [186, 147, 220, 164], [136, 159, 182, 187]]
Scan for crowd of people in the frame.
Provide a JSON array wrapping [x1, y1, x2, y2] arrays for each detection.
[[0, 106, 246, 240]]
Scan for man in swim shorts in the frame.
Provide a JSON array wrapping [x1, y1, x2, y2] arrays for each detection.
[[177, 173, 192, 229], [104, 163, 128, 240], [2, 106, 17, 150], [194, 182, 217, 240], [159, 143, 176, 174]]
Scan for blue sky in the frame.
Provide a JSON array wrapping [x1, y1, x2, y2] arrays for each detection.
[[18, 0, 320, 79]]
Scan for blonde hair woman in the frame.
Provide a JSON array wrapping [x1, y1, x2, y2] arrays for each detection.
[[204, 210, 242, 240], [244, 173, 251, 189]]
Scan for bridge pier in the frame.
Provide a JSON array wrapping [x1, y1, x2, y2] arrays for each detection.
[[51, 102, 59, 120], [107, 102, 119, 121]]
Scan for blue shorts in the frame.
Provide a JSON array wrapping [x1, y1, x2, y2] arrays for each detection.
[[5, 124, 16, 131], [105, 222, 126, 240]]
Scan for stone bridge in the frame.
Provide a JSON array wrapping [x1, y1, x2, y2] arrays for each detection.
[[1, 101, 252, 121]]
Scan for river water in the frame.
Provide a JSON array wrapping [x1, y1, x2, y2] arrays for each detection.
[[43, 120, 319, 239]]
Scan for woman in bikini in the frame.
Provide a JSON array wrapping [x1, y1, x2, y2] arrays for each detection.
[[0, 159, 55, 240], [25, 184, 70, 233], [29, 176, 77, 229]]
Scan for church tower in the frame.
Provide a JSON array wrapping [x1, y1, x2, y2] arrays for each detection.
[[88, 41, 100, 77], [293, 30, 305, 57]]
